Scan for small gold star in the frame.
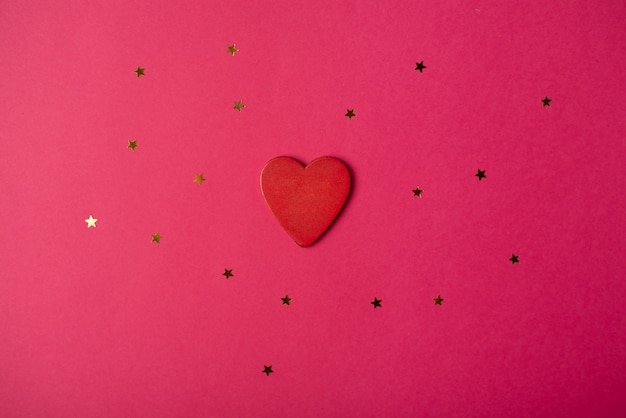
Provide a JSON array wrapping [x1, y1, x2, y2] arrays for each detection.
[[412, 187, 423, 197], [127, 140, 138, 151], [345, 109, 355, 119], [475, 169, 486, 180], [222, 269, 233, 279], [509, 254, 519, 264], [262, 365, 274, 376], [415, 61, 427, 72], [281, 295, 292, 305], [234, 100, 245, 111], [371, 297, 382, 308], [227, 44, 239, 56], [194, 173, 206, 185], [85, 215, 98, 228], [134, 66, 145, 77], [542, 96, 551, 107], [434, 295, 444, 305], [151, 233, 161, 243]]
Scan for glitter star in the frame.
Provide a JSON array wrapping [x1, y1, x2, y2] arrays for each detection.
[[85, 215, 98, 228], [475, 169, 486, 180], [509, 254, 519, 264], [127, 140, 138, 151], [281, 295, 292, 305], [412, 186, 423, 197], [227, 44, 239, 56], [233, 100, 245, 111], [433, 295, 444, 305], [151, 233, 161, 243], [222, 268, 234, 279], [134, 66, 145, 77], [371, 297, 382, 308], [194, 173, 206, 185], [345, 109, 355, 119], [262, 365, 274, 376], [542, 96, 551, 107], [415, 61, 427, 72]]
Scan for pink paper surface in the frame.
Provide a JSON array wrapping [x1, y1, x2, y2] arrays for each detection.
[[1, 1, 625, 417]]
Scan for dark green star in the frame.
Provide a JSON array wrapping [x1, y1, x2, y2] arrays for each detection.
[[475, 169, 486, 180], [371, 297, 382, 308], [134, 66, 145, 77], [262, 365, 273, 376], [415, 61, 426, 72], [222, 268, 234, 279], [281, 295, 292, 305], [509, 254, 519, 264]]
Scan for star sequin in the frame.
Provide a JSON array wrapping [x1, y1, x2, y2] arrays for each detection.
[[194, 173, 206, 185], [151, 233, 161, 243], [542, 96, 551, 107], [85, 215, 98, 228], [233, 100, 245, 111], [415, 61, 427, 72], [281, 295, 292, 305], [433, 295, 444, 305], [262, 365, 274, 376], [371, 297, 382, 308], [509, 254, 519, 264], [134, 66, 145, 77], [412, 187, 423, 198], [345, 109, 355, 119], [227, 44, 239, 56], [222, 269, 234, 279], [127, 140, 138, 151], [475, 169, 486, 180]]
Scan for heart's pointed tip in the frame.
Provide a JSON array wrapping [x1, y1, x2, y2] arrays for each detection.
[[293, 236, 316, 247]]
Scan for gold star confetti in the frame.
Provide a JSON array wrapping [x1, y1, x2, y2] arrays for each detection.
[[509, 254, 519, 264], [475, 169, 486, 180], [281, 295, 292, 305], [415, 61, 426, 72], [412, 186, 423, 197], [233, 100, 245, 111], [262, 365, 274, 376], [371, 297, 382, 308], [227, 44, 239, 56], [542, 96, 551, 107], [194, 173, 206, 185], [127, 140, 138, 151], [85, 215, 98, 228], [434, 295, 444, 305], [151, 233, 161, 243], [134, 66, 145, 77], [345, 109, 355, 119], [222, 268, 234, 279]]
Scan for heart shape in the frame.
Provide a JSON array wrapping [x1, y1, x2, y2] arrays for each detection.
[[260, 156, 351, 247]]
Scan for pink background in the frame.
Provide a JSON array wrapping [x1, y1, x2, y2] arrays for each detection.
[[2, 0, 626, 416]]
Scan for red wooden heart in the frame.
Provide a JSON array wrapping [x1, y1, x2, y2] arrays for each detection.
[[260, 156, 351, 247]]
